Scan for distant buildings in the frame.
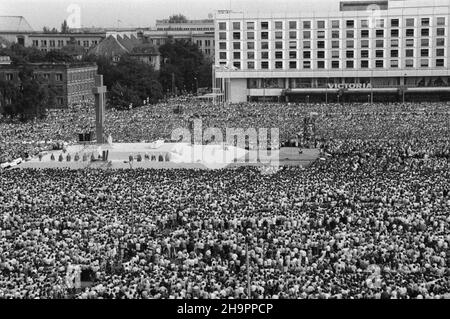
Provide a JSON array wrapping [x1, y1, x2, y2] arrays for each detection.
[[142, 19, 215, 58], [88, 35, 160, 70], [0, 62, 98, 108]]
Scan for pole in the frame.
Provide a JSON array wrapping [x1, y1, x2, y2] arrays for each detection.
[[371, 70, 374, 104]]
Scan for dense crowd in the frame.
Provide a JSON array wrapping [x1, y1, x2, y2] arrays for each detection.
[[1, 100, 450, 299]]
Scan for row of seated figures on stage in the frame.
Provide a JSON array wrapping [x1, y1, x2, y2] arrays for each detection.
[[42, 152, 171, 163]]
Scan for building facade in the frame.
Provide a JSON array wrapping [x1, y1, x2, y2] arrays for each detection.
[[214, 0, 450, 103], [0, 62, 98, 109], [142, 19, 215, 58]]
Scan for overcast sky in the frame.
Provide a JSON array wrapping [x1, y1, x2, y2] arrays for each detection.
[[0, 0, 339, 30]]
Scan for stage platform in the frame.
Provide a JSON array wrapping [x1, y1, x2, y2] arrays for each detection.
[[16, 142, 320, 170]]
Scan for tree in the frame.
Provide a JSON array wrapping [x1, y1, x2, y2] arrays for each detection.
[[61, 20, 70, 33], [159, 40, 212, 95], [45, 50, 74, 63], [168, 14, 188, 23], [43, 26, 58, 33]]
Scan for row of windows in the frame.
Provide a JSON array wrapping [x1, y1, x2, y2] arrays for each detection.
[[68, 70, 96, 82], [221, 48, 446, 60], [33, 73, 64, 81], [218, 17, 447, 31], [195, 39, 213, 47], [228, 59, 446, 70], [219, 38, 446, 50], [219, 28, 447, 40], [32, 40, 98, 47]]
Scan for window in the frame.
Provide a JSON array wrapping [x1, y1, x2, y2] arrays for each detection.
[[303, 51, 311, 59], [406, 29, 414, 37], [346, 30, 354, 38], [289, 41, 297, 49], [317, 41, 325, 49], [275, 41, 283, 49], [332, 50, 339, 58], [6, 73, 13, 81], [49, 40, 55, 47], [289, 51, 297, 59], [247, 42, 255, 50], [346, 40, 354, 48], [361, 40, 369, 48], [436, 59, 445, 67], [361, 60, 369, 68], [56, 73, 63, 81], [247, 32, 254, 40], [361, 50, 369, 58], [317, 61, 325, 69], [41, 40, 47, 46], [391, 19, 399, 27], [32, 40, 38, 46], [405, 59, 414, 68], [346, 50, 354, 58], [391, 39, 399, 47], [332, 20, 340, 28], [361, 19, 369, 28], [406, 39, 414, 47], [303, 41, 311, 49], [289, 61, 297, 69], [261, 32, 268, 40], [233, 62, 241, 69], [376, 19, 384, 28], [261, 42, 269, 49], [219, 32, 226, 40], [261, 61, 269, 69], [247, 61, 255, 69], [289, 21, 297, 29], [376, 30, 384, 37], [346, 20, 354, 28], [420, 59, 428, 67], [275, 51, 283, 59], [303, 21, 311, 29], [261, 52, 269, 59], [233, 22, 240, 30], [436, 48, 445, 57], [421, 39, 429, 47], [219, 22, 226, 30], [233, 52, 241, 59], [332, 40, 340, 48], [436, 38, 445, 46], [346, 60, 354, 68], [391, 29, 399, 37], [406, 18, 415, 27], [437, 17, 445, 26], [376, 50, 384, 58], [317, 20, 325, 29], [421, 49, 429, 57], [275, 21, 283, 29], [317, 51, 325, 59], [331, 61, 340, 68], [390, 60, 398, 68], [332, 30, 340, 38], [289, 31, 297, 39], [233, 42, 240, 50], [361, 30, 369, 38], [275, 31, 283, 39], [437, 28, 445, 36], [57, 97, 64, 106], [317, 30, 325, 39], [247, 22, 255, 30], [219, 52, 227, 59], [303, 31, 311, 39], [376, 60, 384, 68], [405, 49, 414, 57], [261, 22, 269, 30], [247, 52, 255, 59], [391, 50, 398, 58], [421, 28, 429, 37], [275, 61, 283, 69], [421, 18, 430, 26], [376, 40, 384, 48], [303, 61, 311, 69]]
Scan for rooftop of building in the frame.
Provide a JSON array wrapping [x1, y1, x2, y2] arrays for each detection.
[[0, 61, 97, 69], [0, 16, 34, 32], [88, 35, 159, 57]]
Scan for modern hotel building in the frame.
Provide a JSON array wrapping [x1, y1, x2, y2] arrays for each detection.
[[214, 0, 450, 103]]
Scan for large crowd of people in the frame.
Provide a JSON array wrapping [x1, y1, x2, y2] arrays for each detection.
[[1, 99, 450, 299]]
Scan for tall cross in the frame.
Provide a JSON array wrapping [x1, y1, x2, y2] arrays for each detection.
[[93, 75, 107, 144]]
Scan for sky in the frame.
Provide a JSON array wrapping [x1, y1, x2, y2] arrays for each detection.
[[0, 0, 339, 30]]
